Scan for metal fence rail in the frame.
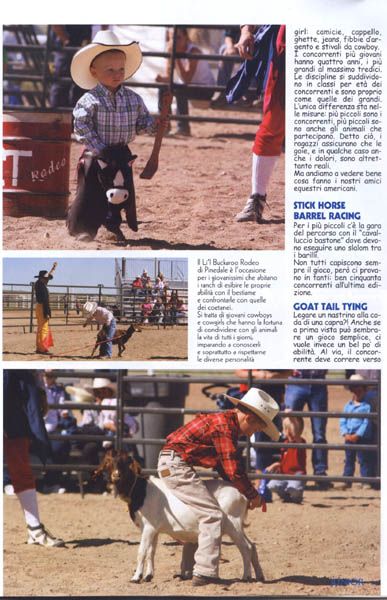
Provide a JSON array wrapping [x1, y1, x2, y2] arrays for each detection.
[[3, 282, 189, 330], [10, 370, 380, 492], [3, 25, 262, 127]]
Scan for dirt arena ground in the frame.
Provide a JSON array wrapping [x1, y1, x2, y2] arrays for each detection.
[[3, 107, 285, 251], [3, 382, 380, 597], [3, 311, 188, 361]]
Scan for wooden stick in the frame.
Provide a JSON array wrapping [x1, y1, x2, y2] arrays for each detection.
[[140, 91, 172, 180]]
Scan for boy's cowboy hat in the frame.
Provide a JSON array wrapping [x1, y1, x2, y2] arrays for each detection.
[[65, 386, 95, 404], [92, 378, 117, 392], [70, 30, 142, 90], [83, 301, 98, 315], [224, 387, 281, 440]]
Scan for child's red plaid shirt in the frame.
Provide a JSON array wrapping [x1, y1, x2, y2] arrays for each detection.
[[164, 410, 258, 500]]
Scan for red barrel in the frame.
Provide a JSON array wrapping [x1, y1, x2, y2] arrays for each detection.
[[3, 111, 72, 217]]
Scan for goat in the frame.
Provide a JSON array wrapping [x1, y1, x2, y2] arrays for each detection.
[[91, 324, 140, 358], [95, 450, 264, 584]]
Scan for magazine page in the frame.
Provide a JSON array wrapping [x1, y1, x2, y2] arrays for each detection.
[[1, 1, 385, 598]]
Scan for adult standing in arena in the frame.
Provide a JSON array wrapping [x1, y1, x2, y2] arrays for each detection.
[[34, 262, 57, 355], [82, 301, 116, 359], [3, 369, 65, 546], [228, 25, 285, 224]]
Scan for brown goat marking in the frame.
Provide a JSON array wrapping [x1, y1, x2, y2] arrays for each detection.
[[92, 451, 115, 479], [116, 456, 143, 513], [95, 450, 144, 505], [91, 324, 141, 358]]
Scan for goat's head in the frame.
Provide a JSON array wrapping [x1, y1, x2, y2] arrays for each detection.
[[128, 324, 142, 334], [94, 449, 142, 503]]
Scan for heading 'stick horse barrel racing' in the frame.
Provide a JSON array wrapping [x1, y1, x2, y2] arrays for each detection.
[[3, 110, 72, 217]]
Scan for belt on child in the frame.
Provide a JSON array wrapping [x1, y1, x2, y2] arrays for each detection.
[[159, 449, 176, 459]]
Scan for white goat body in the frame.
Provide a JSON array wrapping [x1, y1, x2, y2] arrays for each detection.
[[130, 475, 263, 583]]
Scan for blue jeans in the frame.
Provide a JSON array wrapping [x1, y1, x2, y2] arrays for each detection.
[[99, 319, 116, 358], [43, 437, 71, 486], [268, 478, 304, 503], [254, 414, 283, 470], [363, 390, 379, 478], [253, 384, 284, 470], [344, 441, 372, 477], [285, 382, 328, 475], [216, 44, 235, 86]]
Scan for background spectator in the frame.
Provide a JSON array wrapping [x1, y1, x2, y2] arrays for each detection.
[[49, 25, 92, 108], [67, 384, 104, 473], [285, 369, 330, 489], [41, 372, 76, 494], [266, 415, 306, 503], [175, 298, 188, 323], [131, 276, 144, 297], [141, 297, 154, 323], [211, 27, 240, 108], [140, 269, 149, 287], [339, 374, 373, 490], [150, 296, 165, 324], [345, 369, 379, 487], [156, 27, 215, 136]]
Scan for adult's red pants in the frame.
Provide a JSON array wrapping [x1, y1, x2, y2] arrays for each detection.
[[4, 437, 35, 493], [253, 25, 286, 156]]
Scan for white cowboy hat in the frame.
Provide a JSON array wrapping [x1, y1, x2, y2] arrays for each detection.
[[348, 373, 366, 389], [70, 30, 143, 90], [83, 301, 98, 316], [65, 385, 95, 404], [92, 378, 117, 392], [349, 374, 365, 381], [224, 388, 280, 441]]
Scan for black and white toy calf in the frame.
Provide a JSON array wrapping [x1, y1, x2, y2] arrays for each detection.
[[67, 144, 137, 245]]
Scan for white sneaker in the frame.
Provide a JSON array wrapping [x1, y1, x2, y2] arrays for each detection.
[[76, 232, 93, 242], [235, 194, 267, 222], [27, 524, 65, 547], [252, 193, 267, 223], [4, 484, 15, 496], [235, 196, 255, 222]]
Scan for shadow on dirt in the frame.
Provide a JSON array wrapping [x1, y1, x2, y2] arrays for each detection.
[[67, 537, 137, 549], [265, 574, 380, 587]]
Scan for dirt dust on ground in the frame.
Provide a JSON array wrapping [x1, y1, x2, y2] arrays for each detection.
[[3, 108, 285, 251], [3, 382, 380, 597], [3, 311, 187, 361]]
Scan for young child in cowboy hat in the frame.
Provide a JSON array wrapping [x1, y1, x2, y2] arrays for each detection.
[[157, 387, 280, 587], [265, 414, 307, 503], [68, 29, 169, 243], [82, 301, 116, 359]]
